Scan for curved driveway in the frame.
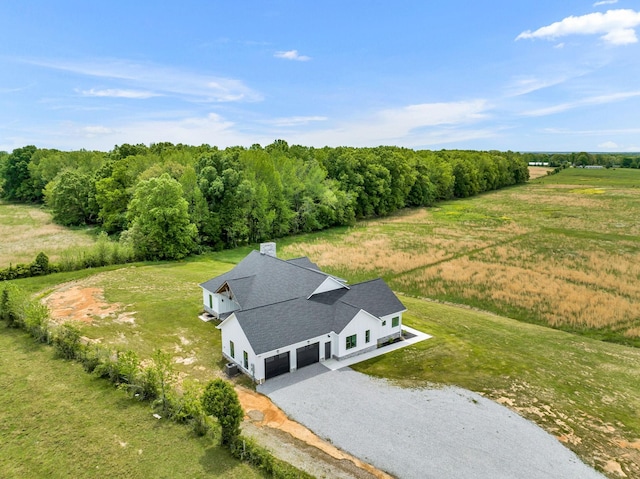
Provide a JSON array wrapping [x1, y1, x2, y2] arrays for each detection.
[[258, 365, 604, 479]]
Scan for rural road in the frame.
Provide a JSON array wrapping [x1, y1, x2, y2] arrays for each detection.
[[258, 365, 605, 479]]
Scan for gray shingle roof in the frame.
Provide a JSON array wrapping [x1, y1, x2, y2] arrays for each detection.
[[200, 250, 329, 310], [286, 257, 321, 271], [202, 249, 406, 354]]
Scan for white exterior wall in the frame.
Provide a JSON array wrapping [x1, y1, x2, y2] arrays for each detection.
[[218, 314, 257, 378], [201, 288, 239, 316], [309, 277, 346, 296], [378, 311, 403, 341], [336, 310, 381, 358]]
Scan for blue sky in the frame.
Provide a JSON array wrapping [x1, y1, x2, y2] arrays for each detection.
[[1, 1, 640, 152]]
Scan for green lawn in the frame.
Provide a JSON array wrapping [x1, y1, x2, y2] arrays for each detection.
[[353, 296, 640, 475], [0, 327, 263, 479]]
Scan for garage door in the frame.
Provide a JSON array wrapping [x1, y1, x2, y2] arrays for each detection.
[[296, 342, 319, 369], [264, 352, 290, 380]]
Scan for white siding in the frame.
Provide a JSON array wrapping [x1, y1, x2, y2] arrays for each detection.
[[309, 276, 347, 297], [218, 314, 257, 379], [201, 288, 239, 316], [379, 311, 403, 340], [336, 310, 381, 358]]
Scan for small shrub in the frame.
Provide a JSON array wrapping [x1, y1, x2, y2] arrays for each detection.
[[53, 323, 83, 360], [80, 344, 104, 373], [201, 379, 243, 446], [23, 302, 51, 343]]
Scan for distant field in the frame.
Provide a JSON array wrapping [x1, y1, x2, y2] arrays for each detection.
[[528, 166, 553, 179], [0, 327, 262, 479], [283, 168, 640, 345], [0, 201, 96, 268]]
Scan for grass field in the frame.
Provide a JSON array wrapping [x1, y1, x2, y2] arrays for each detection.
[[0, 327, 263, 479], [5, 167, 640, 477], [283, 168, 640, 345], [0, 201, 97, 268]]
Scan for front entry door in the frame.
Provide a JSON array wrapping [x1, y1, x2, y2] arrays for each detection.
[[325, 341, 331, 360]]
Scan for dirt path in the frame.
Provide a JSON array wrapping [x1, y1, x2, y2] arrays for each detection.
[[43, 281, 391, 479], [237, 387, 392, 479]]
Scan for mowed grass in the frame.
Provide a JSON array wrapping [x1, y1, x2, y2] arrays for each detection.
[[354, 297, 640, 476], [283, 168, 640, 345], [0, 327, 263, 479], [0, 200, 96, 268]]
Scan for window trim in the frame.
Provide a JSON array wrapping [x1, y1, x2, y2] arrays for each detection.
[[230, 340, 235, 358], [243, 351, 248, 369], [365, 330, 370, 343], [346, 334, 357, 350], [392, 316, 400, 327]]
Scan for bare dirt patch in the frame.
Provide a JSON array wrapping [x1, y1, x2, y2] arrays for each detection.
[[44, 284, 133, 324], [236, 387, 390, 479]]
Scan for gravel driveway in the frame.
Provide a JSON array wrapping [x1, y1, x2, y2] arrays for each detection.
[[258, 365, 605, 479]]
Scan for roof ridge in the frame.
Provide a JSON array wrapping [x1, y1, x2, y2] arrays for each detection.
[[257, 249, 330, 278], [236, 296, 302, 313]]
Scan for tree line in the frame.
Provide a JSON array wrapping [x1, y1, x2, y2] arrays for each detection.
[[0, 142, 529, 260], [522, 151, 640, 168]]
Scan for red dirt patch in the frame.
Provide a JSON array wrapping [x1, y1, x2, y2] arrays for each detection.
[[44, 285, 133, 324]]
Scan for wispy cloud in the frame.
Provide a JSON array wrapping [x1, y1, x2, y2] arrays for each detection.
[[594, 0, 618, 6], [506, 75, 572, 97], [25, 58, 262, 102], [264, 116, 327, 127], [598, 140, 618, 149], [274, 50, 311, 61], [516, 9, 640, 45], [79, 88, 161, 99], [281, 100, 493, 147], [522, 90, 640, 116]]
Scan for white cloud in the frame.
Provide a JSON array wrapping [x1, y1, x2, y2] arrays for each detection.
[[598, 140, 618, 149], [25, 58, 262, 102], [506, 75, 572, 97], [265, 116, 328, 127], [81, 125, 113, 135], [280, 100, 493, 147], [79, 88, 161, 99], [274, 50, 311, 61], [516, 9, 640, 45], [594, 0, 618, 6], [522, 90, 640, 116]]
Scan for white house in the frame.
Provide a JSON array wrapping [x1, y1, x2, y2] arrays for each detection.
[[199, 243, 406, 383]]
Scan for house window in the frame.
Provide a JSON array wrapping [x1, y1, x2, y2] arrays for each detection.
[[230, 340, 235, 358], [209, 294, 213, 309], [243, 351, 249, 369], [392, 316, 400, 327], [346, 334, 357, 350], [365, 330, 370, 343]]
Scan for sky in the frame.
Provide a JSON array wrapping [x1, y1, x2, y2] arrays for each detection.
[[1, 1, 640, 153]]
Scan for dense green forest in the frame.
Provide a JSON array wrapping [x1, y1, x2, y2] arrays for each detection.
[[0, 142, 529, 260]]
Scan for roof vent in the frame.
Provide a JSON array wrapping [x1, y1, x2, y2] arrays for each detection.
[[260, 242, 276, 257]]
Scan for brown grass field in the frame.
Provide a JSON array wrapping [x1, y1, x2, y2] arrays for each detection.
[[284, 168, 640, 343], [0, 201, 96, 268]]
